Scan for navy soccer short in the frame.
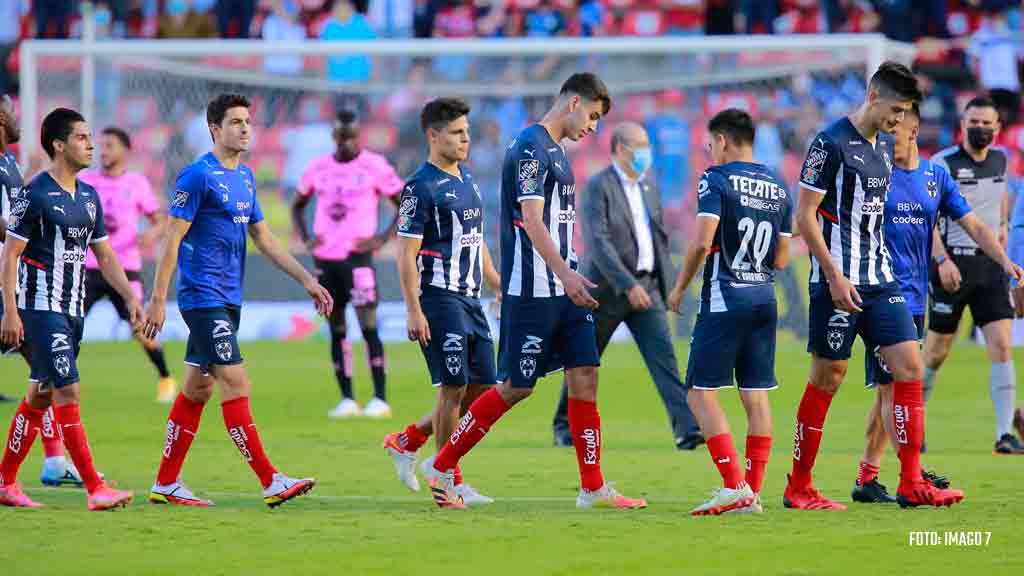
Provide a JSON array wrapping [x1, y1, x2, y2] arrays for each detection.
[[420, 287, 496, 387], [497, 294, 600, 389], [182, 306, 243, 375], [808, 281, 918, 361], [21, 310, 84, 389], [864, 314, 925, 389], [685, 297, 779, 391]]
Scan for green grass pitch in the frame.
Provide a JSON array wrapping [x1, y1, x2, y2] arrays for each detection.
[[1, 337, 1020, 575]]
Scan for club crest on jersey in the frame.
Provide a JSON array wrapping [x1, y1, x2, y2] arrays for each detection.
[[882, 151, 892, 172], [172, 189, 189, 208], [446, 354, 462, 376], [215, 340, 233, 362], [827, 329, 844, 352], [519, 356, 536, 378], [802, 142, 829, 183], [927, 179, 938, 198], [53, 354, 71, 378], [86, 201, 96, 223]]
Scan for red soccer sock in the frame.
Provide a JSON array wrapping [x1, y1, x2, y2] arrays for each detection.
[[398, 423, 429, 452], [790, 383, 834, 488], [53, 403, 103, 493], [453, 466, 463, 487], [434, 387, 509, 472], [745, 435, 772, 494], [40, 407, 63, 458], [222, 397, 278, 488], [0, 400, 44, 486], [706, 433, 744, 489], [893, 380, 924, 489], [856, 460, 880, 487], [568, 398, 605, 492], [156, 392, 206, 486]]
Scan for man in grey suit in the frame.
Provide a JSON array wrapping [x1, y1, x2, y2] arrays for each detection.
[[551, 122, 703, 450]]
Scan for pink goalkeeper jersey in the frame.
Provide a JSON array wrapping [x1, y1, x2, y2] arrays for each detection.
[[79, 169, 160, 271], [298, 150, 403, 261]]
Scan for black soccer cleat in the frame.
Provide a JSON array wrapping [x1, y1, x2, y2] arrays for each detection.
[[676, 433, 706, 451], [921, 469, 950, 489], [994, 433, 1024, 455], [851, 479, 897, 503]]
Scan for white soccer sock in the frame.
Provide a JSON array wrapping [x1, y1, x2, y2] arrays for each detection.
[[990, 361, 1016, 439]]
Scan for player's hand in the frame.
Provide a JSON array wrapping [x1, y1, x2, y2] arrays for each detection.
[[407, 308, 430, 346], [627, 284, 652, 311], [143, 297, 166, 340], [1, 310, 23, 348], [938, 259, 961, 292], [828, 275, 863, 313], [305, 279, 334, 317], [667, 285, 684, 314], [304, 237, 320, 253], [1003, 261, 1024, 286], [1014, 285, 1024, 318], [125, 297, 146, 331], [355, 234, 389, 254], [561, 269, 599, 310]]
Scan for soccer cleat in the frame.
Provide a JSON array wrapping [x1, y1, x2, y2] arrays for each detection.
[[362, 397, 392, 419], [1014, 408, 1024, 441], [783, 476, 847, 510], [149, 481, 214, 507], [156, 377, 177, 404], [676, 432, 706, 451], [690, 484, 755, 516], [263, 473, 315, 508], [421, 462, 465, 509], [328, 398, 362, 419], [576, 483, 648, 510], [454, 483, 494, 507], [896, 481, 964, 508], [0, 483, 44, 508], [382, 432, 420, 492], [922, 469, 950, 489], [87, 484, 133, 511], [994, 433, 1024, 455], [724, 494, 764, 515], [40, 458, 84, 488], [851, 479, 897, 504]]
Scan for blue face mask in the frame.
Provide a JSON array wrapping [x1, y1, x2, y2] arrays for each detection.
[[630, 147, 653, 175]]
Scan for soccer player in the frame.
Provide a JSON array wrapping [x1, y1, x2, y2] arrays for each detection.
[[666, 109, 792, 515], [292, 109, 402, 419], [0, 107, 136, 509], [923, 96, 1024, 454], [423, 73, 647, 509], [79, 127, 176, 403], [144, 94, 333, 508], [382, 98, 501, 507], [785, 61, 964, 509], [853, 103, 1023, 502]]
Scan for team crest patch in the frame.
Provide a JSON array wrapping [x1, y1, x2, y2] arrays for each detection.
[[215, 340, 233, 362], [53, 354, 71, 378], [86, 202, 96, 223], [172, 189, 189, 208], [519, 356, 536, 378], [446, 354, 462, 376], [927, 179, 938, 198], [827, 330, 844, 352], [802, 143, 829, 183], [400, 195, 417, 218]]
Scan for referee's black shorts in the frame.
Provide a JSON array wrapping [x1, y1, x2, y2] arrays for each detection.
[[928, 250, 1012, 334]]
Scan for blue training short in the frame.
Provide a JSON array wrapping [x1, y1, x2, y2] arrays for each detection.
[[807, 281, 918, 361], [685, 292, 779, 391], [22, 309, 83, 389], [182, 306, 243, 375], [864, 314, 925, 389], [496, 294, 599, 389], [420, 287, 496, 387]]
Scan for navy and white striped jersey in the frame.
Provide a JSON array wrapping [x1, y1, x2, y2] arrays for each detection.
[[697, 162, 793, 313], [7, 172, 108, 317], [397, 162, 485, 298], [0, 151, 25, 251], [500, 124, 578, 298], [800, 117, 895, 286]]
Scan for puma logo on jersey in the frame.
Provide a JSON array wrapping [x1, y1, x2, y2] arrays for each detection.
[[523, 149, 535, 157], [53, 205, 65, 215], [853, 154, 865, 164]]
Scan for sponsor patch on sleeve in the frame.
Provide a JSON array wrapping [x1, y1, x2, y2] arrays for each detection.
[[518, 159, 540, 196], [801, 143, 829, 183], [172, 189, 189, 208]]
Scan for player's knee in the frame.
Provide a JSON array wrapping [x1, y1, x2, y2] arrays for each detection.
[[330, 323, 347, 340], [26, 384, 52, 410], [495, 380, 531, 405], [813, 362, 846, 394], [987, 338, 1013, 363], [51, 384, 80, 405]]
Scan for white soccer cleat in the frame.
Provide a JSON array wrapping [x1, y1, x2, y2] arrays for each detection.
[[454, 483, 494, 506], [691, 484, 756, 516], [725, 493, 764, 515], [262, 473, 315, 508], [362, 397, 392, 419], [576, 483, 648, 509], [382, 432, 420, 492], [149, 480, 214, 507], [328, 398, 362, 419]]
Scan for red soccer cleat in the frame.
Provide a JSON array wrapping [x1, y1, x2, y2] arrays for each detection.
[[897, 481, 965, 508], [783, 475, 847, 510], [0, 483, 44, 508], [87, 483, 134, 511]]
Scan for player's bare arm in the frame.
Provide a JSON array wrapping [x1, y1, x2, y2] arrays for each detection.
[[356, 194, 401, 253], [958, 212, 1024, 283], [397, 234, 429, 345], [248, 219, 333, 317], [667, 213, 717, 314], [143, 216, 191, 338], [931, 224, 961, 292], [519, 197, 597, 309], [0, 235, 26, 346], [797, 185, 862, 312], [774, 234, 792, 270], [482, 242, 501, 298], [91, 239, 146, 328], [290, 192, 315, 250]]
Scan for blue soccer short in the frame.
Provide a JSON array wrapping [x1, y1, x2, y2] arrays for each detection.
[[863, 314, 925, 389], [181, 305, 243, 375], [685, 294, 779, 391], [22, 309, 84, 389], [420, 287, 496, 388], [497, 294, 600, 389], [808, 281, 919, 360]]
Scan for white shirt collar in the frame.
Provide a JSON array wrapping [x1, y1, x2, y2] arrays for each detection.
[[612, 159, 644, 186]]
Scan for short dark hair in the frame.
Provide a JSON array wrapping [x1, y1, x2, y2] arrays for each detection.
[[868, 61, 922, 102], [206, 93, 250, 127], [102, 126, 131, 149], [560, 72, 611, 115], [41, 107, 85, 160], [420, 97, 471, 133], [708, 108, 755, 148], [965, 94, 997, 113], [336, 108, 358, 125], [904, 101, 921, 123]]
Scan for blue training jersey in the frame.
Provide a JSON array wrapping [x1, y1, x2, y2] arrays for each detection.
[[7, 172, 108, 317], [885, 160, 971, 315], [500, 124, 578, 298], [696, 161, 793, 313], [397, 162, 485, 298], [169, 152, 263, 311]]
